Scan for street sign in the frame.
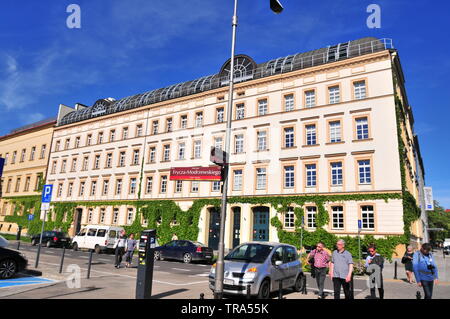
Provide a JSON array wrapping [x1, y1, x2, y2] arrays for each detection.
[[210, 147, 228, 166], [424, 187, 434, 211], [170, 166, 222, 181], [0, 158, 5, 178], [27, 214, 34, 221], [41, 184, 53, 203], [358, 219, 362, 230]]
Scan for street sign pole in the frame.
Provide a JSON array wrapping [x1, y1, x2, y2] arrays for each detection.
[[358, 220, 362, 263], [35, 184, 53, 268], [35, 210, 46, 268], [300, 216, 304, 259]]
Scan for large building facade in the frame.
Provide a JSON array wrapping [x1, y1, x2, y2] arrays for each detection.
[[0, 118, 56, 234], [44, 37, 425, 251]]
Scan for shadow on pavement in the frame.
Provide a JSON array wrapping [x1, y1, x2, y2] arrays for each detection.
[[152, 288, 189, 299]]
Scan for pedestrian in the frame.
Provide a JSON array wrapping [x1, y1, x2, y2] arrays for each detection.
[[413, 243, 439, 299], [402, 245, 415, 284], [329, 239, 354, 300], [365, 244, 384, 299], [172, 233, 178, 241], [113, 232, 127, 268], [307, 242, 330, 299], [125, 233, 137, 268]]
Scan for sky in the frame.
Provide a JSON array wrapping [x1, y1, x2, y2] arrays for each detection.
[[0, 0, 449, 207]]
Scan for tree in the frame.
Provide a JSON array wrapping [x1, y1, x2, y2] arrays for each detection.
[[427, 201, 450, 243]]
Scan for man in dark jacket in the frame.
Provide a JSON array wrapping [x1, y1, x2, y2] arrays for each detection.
[[365, 244, 384, 299]]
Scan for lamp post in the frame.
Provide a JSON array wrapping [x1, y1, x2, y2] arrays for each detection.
[[213, 0, 284, 300]]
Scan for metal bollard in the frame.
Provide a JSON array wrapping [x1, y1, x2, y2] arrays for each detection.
[[59, 246, 66, 274], [416, 291, 421, 299], [394, 261, 398, 279], [199, 293, 205, 299], [246, 284, 251, 299], [278, 280, 283, 299], [17, 240, 21, 251], [87, 249, 93, 279]]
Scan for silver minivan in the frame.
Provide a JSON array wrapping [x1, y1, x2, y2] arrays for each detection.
[[209, 242, 304, 298]]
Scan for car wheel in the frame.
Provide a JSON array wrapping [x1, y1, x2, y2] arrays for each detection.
[[258, 279, 271, 299], [72, 242, 78, 251], [293, 273, 305, 292], [154, 251, 161, 261], [0, 259, 18, 279], [183, 253, 192, 264], [94, 245, 101, 254], [46, 241, 52, 248], [31, 239, 37, 246]]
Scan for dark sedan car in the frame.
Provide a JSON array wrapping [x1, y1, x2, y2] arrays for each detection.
[[0, 247, 28, 279], [31, 231, 71, 248], [154, 240, 214, 264]]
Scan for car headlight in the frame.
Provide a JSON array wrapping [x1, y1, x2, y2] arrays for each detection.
[[243, 267, 257, 279]]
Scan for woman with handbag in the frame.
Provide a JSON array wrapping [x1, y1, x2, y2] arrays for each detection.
[[402, 245, 415, 284], [307, 242, 330, 299]]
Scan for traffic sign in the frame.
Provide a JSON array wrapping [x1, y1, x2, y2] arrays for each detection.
[[358, 219, 362, 230], [27, 214, 34, 221], [41, 184, 53, 203]]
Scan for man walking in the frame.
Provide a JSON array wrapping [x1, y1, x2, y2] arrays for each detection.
[[329, 239, 354, 299], [365, 244, 384, 299], [307, 242, 330, 299], [413, 243, 439, 299], [114, 231, 127, 269]]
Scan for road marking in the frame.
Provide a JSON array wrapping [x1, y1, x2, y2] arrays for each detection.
[[99, 259, 110, 262], [196, 264, 208, 267], [171, 268, 191, 272], [188, 273, 210, 277]]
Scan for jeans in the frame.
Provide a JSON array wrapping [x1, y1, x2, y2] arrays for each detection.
[[421, 280, 434, 299], [315, 267, 327, 297], [333, 277, 353, 299], [115, 247, 124, 266], [125, 250, 134, 263]]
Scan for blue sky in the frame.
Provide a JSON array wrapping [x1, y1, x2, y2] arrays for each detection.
[[0, 0, 449, 207]]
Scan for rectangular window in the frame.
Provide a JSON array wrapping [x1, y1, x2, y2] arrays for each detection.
[[30, 147, 36, 161], [214, 137, 223, 150], [51, 161, 57, 174], [358, 160, 372, 184], [90, 181, 97, 196], [175, 180, 183, 193], [356, 117, 369, 140], [256, 167, 267, 190], [55, 141, 60, 152], [234, 134, 244, 154], [11, 151, 17, 164], [191, 181, 199, 193], [122, 127, 129, 140], [329, 121, 342, 143], [306, 124, 317, 145], [112, 209, 119, 224], [24, 177, 31, 192], [328, 86, 340, 104], [129, 178, 137, 194], [258, 99, 268, 116], [146, 177, 153, 194], [75, 137, 80, 148], [102, 180, 109, 195], [306, 206, 317, 228], [127, 209, 134, 225], [83, 157, 89, 171], [163, 145, 170, 162], [79, 182, 85, 196], [284, 166, 295, 188], [180, 115, 188, 129], [94, 155, 100, 169], [305, 90, 316, 108], [86, 135, 92, 146], [284, 207, 295, 228], [332, 206, 344, 230], [212, 181, 221, 192], [178, 143, 185, 160], [20, 149, 26, 162], [61, 160, 67, 173], [40, 145, 46, 159], [87, 209, 93, 223], [331, 162, 343, 186], [195, 112, 203, 127], [236, 103, 245, 120], [14, 178, 21, 192], [160, 176, 168, 193], [119, 152, 126, 167], [284, 127, 294, 148], [100, 209, 105, 224], [233, 170, 243, 191], [136, 124, 143, 137], [361, 205, 375, 230], [71, 158, 77, 172], [152, 121, 159, 135], [6, 179, 12, 193], [67, 183, 73, 197], [284, 94, 294, 112], [110, 130, 116, 142], [257, 131, 267, 151], [149, 147, 156, 163], [354, 80, 366, 99], [97, 132, 104, 144], [306, 164, 317, 187], [133, 149, 140, 165], [115, 179, 122, 195], [194, 140, 202, 159], [166, 119, 172, 132], [105, 153, 112, 168], [216, 107, 224, 123]]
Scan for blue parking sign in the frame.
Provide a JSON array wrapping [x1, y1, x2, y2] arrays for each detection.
[[41, 184, 53, 203], [27, 214, 34, 221], [358, 219, 362, 230]]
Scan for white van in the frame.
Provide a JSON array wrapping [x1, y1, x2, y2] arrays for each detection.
[[71, 225, 125, 254]]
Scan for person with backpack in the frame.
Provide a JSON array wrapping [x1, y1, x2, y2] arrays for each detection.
[[365, 244, 385, 299], [413, 243, 439, 299], [307, 242, 330, 299]]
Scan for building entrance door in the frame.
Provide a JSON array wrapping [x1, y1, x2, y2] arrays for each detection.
[[208, 208, 220, 250], [232, 207, 241, 248], [74, 208, 83, 235], [253, 207, 269, 242]]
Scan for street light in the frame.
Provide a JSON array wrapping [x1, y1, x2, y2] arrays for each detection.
[[213, 0, 284, 300]]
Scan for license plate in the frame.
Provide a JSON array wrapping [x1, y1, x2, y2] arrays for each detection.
[[205, 255, 212, 258], [224, 279, 234, 285], [61, 239, 67, 241]]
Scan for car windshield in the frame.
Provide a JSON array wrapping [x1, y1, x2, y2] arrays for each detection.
[[225, 244, 274, 264], [0, 235, 9, 248]]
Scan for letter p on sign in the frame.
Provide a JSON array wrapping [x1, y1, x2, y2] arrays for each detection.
[[42, 184, 53, 203]]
